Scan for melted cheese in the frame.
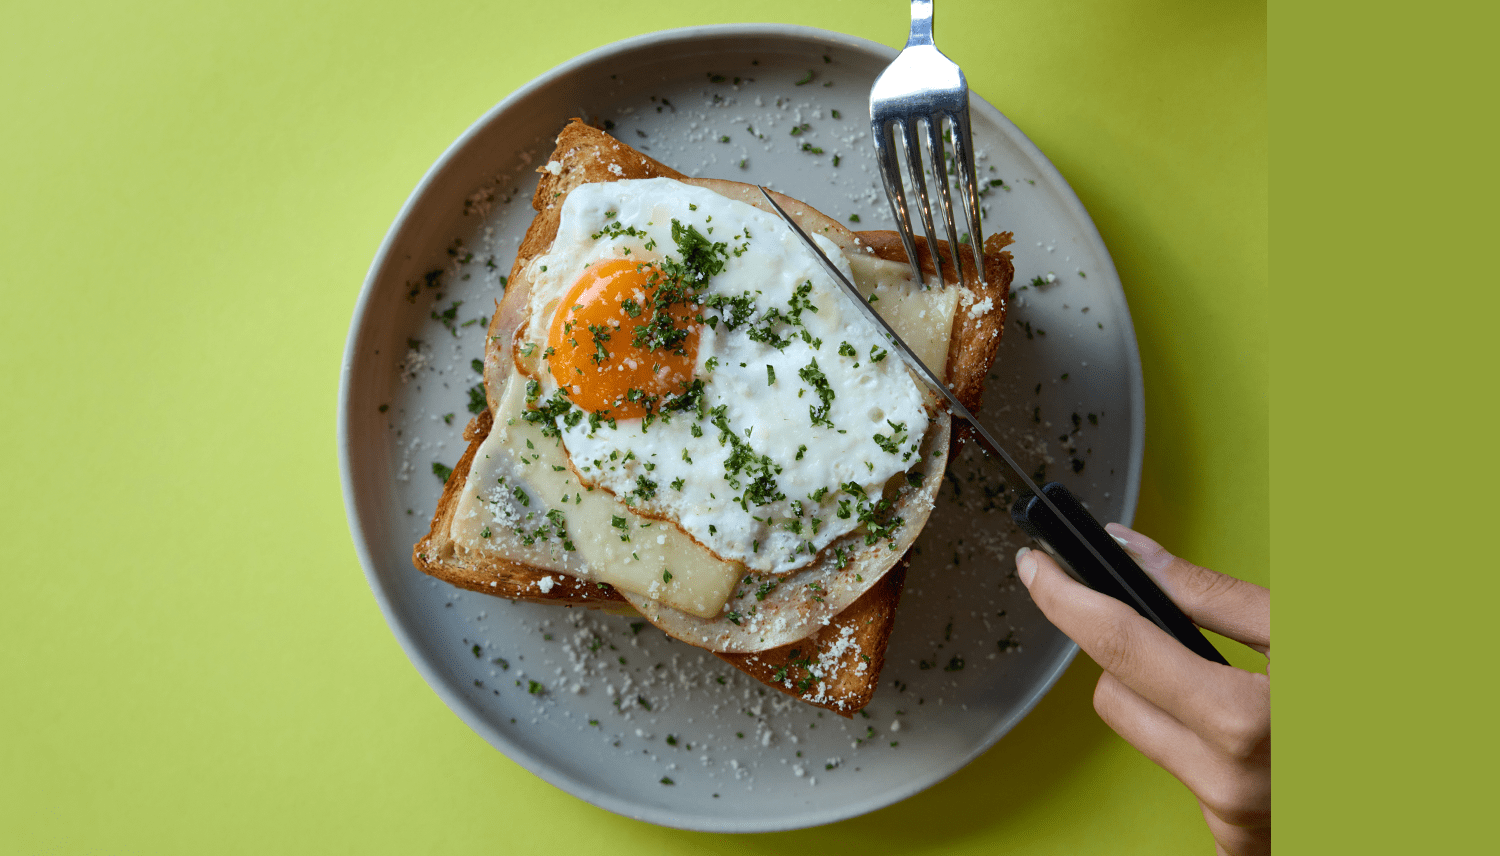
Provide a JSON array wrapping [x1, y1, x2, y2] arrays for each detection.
[[847, 253, 960, 372], [452, 374, 737, 618]]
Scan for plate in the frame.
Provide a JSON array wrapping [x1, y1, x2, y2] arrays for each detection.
[[338, 24, 1143, 832]]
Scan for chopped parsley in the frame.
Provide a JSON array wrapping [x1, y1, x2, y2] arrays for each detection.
[[703, 292, 757, 330], [467, 383, 487, 414], [431, 300, 462, 336], [629, 220, 729, 354], [710, 406, 785, 508], [586, 322, 612, 365], [629, 474, 658, 504], [522, 388, 582, 439], [661, 378, 707, 419], [839, 480, 905, 546], [798, 359, 836, 428], [872, 421, 908, 455]]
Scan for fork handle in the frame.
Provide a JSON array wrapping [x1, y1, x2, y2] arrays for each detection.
[[907, 1, 935, 48]]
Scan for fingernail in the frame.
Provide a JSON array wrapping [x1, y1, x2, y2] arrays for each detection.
[[1015, 546, 1036, 586], [1105, 523, 1145, 559]]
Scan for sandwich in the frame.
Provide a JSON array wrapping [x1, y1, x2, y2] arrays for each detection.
[[414, 120, 1013, 715]]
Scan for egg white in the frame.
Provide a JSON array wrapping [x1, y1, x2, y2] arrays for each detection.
[[517, 178, 932, 575]]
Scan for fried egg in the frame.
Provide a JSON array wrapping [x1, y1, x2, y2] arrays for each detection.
[[513, 178, 932, 575]]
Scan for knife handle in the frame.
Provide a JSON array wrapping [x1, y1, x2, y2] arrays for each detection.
[[1011, 482, 1229, 665]]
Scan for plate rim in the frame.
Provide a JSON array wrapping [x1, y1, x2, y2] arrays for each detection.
[[338, 22, 1141, 832]]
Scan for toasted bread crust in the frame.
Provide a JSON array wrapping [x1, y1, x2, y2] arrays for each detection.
[[413, 121, 1012, 714], [715, 560, 908, 713]]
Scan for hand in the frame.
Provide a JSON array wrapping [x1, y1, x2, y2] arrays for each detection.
[[1015, 523, 1270, 856]]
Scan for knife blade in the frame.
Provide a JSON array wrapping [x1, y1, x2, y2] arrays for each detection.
[[757, 185, 1227, 665]]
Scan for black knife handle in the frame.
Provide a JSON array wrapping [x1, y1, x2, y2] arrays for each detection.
[[1011, 482, 1229, 665]]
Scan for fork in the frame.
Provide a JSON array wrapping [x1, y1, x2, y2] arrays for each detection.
[[870, 0, 985, 288]]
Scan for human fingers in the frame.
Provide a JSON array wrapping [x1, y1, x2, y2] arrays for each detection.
[[1016, 546, 1255, 739], [1094, 671, 1271, 838], [1105, 523, 1269, 652], [1090, 669, 1204, 775], [1200, 802, 1271, 856]]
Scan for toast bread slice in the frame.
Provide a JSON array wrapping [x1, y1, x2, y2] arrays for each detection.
[[414, 121, 1013, 713]]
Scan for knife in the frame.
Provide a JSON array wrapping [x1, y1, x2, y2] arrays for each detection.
[[757, 186, 1228, 666]]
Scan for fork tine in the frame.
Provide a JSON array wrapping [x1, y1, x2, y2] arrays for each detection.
[[870, 1, 989, 289], [872, 118, 925, 287], [946, 107, 986, 283], [924, 114, 964, 284], [900, 117, 946, 288]]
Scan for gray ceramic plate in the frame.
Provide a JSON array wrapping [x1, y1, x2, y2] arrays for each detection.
[[338, 24, 1143, 832]]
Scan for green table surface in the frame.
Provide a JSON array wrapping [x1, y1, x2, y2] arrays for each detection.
[[1, 1, 1272, 852]]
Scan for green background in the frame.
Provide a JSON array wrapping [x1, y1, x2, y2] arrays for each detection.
[[1, 0, 1451, 852]]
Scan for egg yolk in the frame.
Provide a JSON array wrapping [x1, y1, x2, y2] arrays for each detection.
[[546, 258, 700, 420]]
